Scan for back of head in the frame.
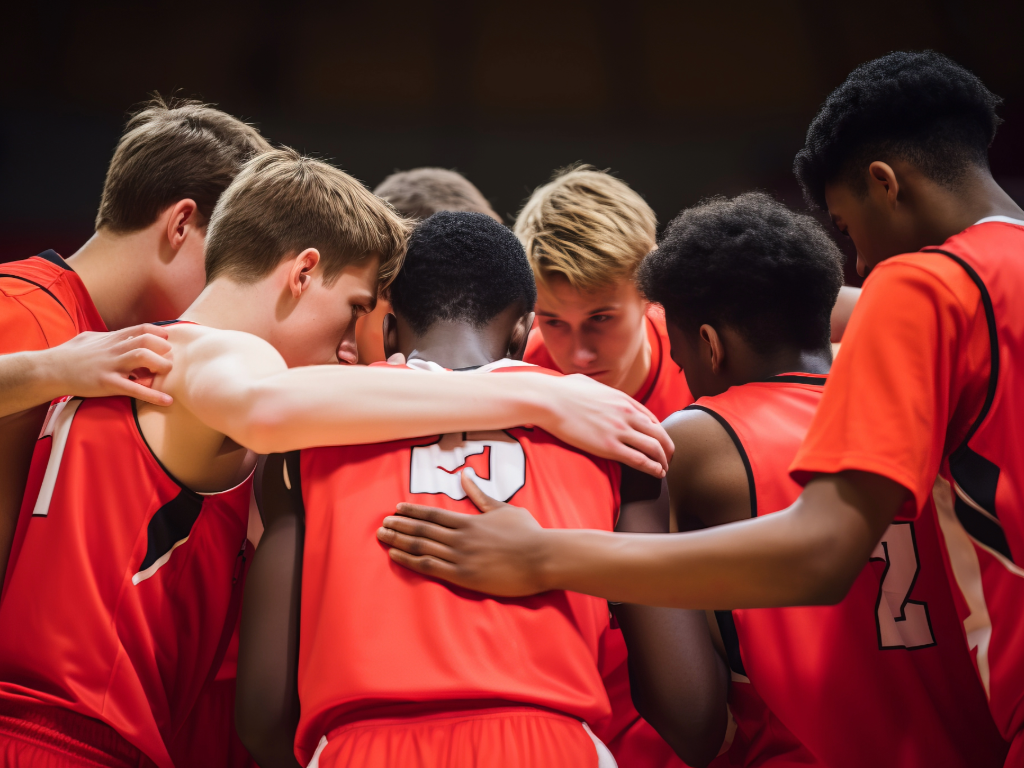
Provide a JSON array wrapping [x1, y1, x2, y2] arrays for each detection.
[[374, 168, 501, 222], [515, 165, 656, 292], [96, 95, 273, 232], [205, 148, 411, 289], [794, 51, 1003, 210], [638, 192, 844, 353], [390, 211, 536, 334]]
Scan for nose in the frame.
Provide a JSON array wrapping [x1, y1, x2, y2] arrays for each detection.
[[337, 326, 359, 365], [569, 334, 598, 369]]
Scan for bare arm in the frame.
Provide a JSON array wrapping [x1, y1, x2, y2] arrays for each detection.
[[236, 454, 303, 768], [830, 286, 861, 343], [176, 330, 672, 476], [377, 469, 907, 609], [0, 324, 174, 417]]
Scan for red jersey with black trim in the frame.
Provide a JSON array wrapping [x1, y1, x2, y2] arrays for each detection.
[[698, 374, 1006, 767], [0, 250, 106, 353], [526, 304, 693, 768], [0, 387, 252, 768], [290, 360, 624, 766]]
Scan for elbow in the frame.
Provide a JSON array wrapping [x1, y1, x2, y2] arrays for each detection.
[[233, 390, 291, 455], [632, 687, 727, 768], [234, 698, 297, 768]]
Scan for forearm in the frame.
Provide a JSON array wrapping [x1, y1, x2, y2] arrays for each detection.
[[0, 350, 65, 417], [240, 367, 550, 453], [830, 286, 861, 343]]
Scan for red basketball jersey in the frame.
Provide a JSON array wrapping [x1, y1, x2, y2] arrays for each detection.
[[0, 250, 106, 354], [291, 361, 624, 766], [697, 374, 1006, 767], [526, 304, 694, 768], [0, 394, 252, 768]]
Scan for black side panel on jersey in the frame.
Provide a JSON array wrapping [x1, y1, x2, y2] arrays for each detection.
[[36, 250, 71, 270], [138, 490, 204, 572], [685, 404, 757, 517], [714, 610, 746, 676]]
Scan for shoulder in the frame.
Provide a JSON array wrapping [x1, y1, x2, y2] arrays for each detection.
[[867, 252, 982, 317]]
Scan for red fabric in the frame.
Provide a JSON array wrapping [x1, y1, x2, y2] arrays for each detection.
[[526, 305, 693, 768], [293, 366, 623, 765], [791, 220, 1024, 745], [702, 375, 1006, 767], [315, 706, 600, 768], [0, 253, 106, 355], [169, 678, 255, 768], [0, 396, 252, 768]]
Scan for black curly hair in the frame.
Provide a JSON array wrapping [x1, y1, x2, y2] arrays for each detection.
[[637, 192, 845, 353], [794, 50, 1003, 210], [390, 210, 536, 334]]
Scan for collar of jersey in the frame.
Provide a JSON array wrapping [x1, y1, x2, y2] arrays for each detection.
[[974, 215, 1024, 227], [404, 357, 535, 374]]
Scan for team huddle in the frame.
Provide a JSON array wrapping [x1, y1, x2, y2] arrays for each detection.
[[0, 49, 1021, 768]]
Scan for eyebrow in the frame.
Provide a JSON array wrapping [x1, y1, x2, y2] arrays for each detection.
[[536, 306, 617, 317]]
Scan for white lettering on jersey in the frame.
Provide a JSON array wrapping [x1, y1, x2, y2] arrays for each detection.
[[32, 398, 83, 517], [410, 431, 526, 502], [871, 522, 936, 650]]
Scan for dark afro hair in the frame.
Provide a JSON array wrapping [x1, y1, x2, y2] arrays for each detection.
[[637, 192, 845, 353], [389, 210, 536, 334], [794, 50, 1003, 210]]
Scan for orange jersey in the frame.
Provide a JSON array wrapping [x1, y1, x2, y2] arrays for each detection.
[[289, 361, 628, 766], [525, 304, 693, 768], [702, 373, 1006, 767], [792, 219, 1024, 751], [0, 394, 252, 768], [525, 304, 693, 422], [0, 250, 106, 353]]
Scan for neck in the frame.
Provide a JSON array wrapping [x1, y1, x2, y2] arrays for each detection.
[[914, 168, 1024, 246], [747, 347, 832, 381], [66, 231, 155, 330], [180, 278, 276, 339], [404, 322, 510, 370]]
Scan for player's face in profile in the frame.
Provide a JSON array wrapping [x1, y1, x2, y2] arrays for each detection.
[[535, 275, 649, 391], [664, 318, 713, 400], [272, 257, 380, 368], [825, 179, 915, 277]]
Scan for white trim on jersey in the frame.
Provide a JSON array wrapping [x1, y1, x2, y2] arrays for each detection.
[[307, 735, 328, 768], [31, 398, 83, 518], [583, 722, 619, 768], [404, 357, 535, 374], [974, 216, 1024, 227], [132, 537, 191, 585]]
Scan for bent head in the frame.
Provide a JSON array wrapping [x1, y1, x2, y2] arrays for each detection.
[[204, 149, 412, 367], [96, 96, 272, 319], [794, 51, 1002, 275], [515, 165, 656, 390], [384, 211, 536, 367], [637, 193, 844, 399]]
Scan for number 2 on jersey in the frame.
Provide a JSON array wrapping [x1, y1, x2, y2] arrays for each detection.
[[871, 522, 936, 650]]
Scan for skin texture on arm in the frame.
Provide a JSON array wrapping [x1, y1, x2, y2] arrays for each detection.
[[830, 286, 860, 343], [377, 468, 907, 609], [235, 453, 303, 768], [612, 475, 729, 767]]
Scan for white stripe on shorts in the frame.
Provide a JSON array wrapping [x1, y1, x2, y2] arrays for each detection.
[[583, 722, 618, 768]]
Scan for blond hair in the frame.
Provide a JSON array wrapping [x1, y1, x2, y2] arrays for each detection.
[[374, 168, 502, 222], [514, 165, 657, 291], [205, 148, 412, 289], [96, 95, 272, 233]]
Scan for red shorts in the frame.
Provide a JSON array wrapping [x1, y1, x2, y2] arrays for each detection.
[[0, 700, 156, 768], [309, 706, 617, 768]]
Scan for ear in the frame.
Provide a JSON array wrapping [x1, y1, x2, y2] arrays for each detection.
[[286, 249, 321, 298], [699, 324, 726, 373], [382, 312, 399, 360], [868, 161, 900, 209], [164, 199, 200, 251], [507, 311, 535, 361]]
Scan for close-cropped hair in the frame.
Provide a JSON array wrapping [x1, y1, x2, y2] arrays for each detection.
[[637, 192, 845, 353], [794, 50, 1003, 210], [514, 165, 657, 291], [390, 211, 536, 335], [205, 149, 412, 289], [374, 168, 501, 222], [95, 95, 272, 232]]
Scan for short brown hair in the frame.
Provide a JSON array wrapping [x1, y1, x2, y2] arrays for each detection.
[[205, 149, 411, 289], [95, 95, 272, 233], [374, 167, 501, 222], [514, 165, 657, 291]]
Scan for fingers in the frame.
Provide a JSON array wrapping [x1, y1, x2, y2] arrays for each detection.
[[113, 379, 174, 407], [387, 352, 407, 365], [616, 446, 667, 478], [623, 412, 673, 469], [116, 332, 173, 359], [375, 526, 458, 560], [116, 323, 170, 341], [394, 502, 472, 529], [121, 348, 174, 377], [461, 474, 503, 512], [386, 548, 463, 583], [380, 514, 460, 546]]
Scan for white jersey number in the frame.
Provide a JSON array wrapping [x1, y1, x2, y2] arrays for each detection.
[[871, 522, 936, 650], [410, 431, 526, 502]]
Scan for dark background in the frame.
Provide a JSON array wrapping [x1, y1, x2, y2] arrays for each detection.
[[2, 0, 1022, 282]]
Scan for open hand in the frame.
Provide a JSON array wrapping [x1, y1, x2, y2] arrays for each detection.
[[378, 473, 551, 597]]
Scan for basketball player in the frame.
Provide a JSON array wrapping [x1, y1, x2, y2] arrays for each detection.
[[0, 97, 272, 590], [356, 167, 501, 363], [235, 210, 718, 768], [378, 51, 1024, 762], [0, 150, 670, 768], [620, 193, 1005, 767]]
